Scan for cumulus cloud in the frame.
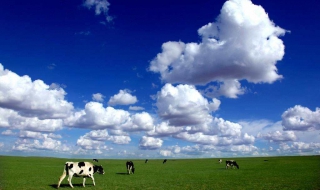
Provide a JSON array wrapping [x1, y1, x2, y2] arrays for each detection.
[[121, 112, 154, 132], [203, 80, 245, 98], [147, 122, 183, 137], [129, 106, 145, 111], [13, 137, 70, 152], [139, 136, 163, 150], [175, 132, 219, 145], [279, 142, 320, 153], [108, 90, 138, 106], [1, 129, 16, 136], [149, 0, 286, 97], [78, 129, 131, 145], [282, 105, 320, 131], [0, 108, 63, 132], [92, 93, 105, 102], [0, 64, 74, 119], [156, 83, 220, 126], [83, 0, 113, 22], [257, 130, 297, 142], [64, 102, 130, 129]]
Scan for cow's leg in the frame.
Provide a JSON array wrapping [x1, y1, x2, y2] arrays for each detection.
[[83, 178, 86, 187], [90, 176, 96, 186], [57, 170, 66, 189], [68, 172, 74, 188]]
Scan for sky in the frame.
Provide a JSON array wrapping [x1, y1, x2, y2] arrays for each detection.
[[0, 0, 320, 159]]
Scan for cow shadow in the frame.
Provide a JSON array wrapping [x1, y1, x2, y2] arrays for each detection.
[[116, 172, 128, 175], [49, 184, 84, 189]]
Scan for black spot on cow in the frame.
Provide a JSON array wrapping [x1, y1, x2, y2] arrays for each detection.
[[89, 167, 92, 171], [79, 170, 83, 174], [78, 162, 85, 168], [68, 164, 73, 169]]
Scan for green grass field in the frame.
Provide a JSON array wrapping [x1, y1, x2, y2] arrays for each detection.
[[0, 156, 319, 190]]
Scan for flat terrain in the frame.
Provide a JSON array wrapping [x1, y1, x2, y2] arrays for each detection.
[[0, 156, 319, 190]]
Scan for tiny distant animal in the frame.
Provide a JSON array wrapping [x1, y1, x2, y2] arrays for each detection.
[[145, 159, 148, 163], [163, 159, 167, 164], [126, 161, 135, 174], [218, 159, 222, 164], [226, 160, 239, 169], [57, 161, 105, 188], [93, 159, 99, 162]]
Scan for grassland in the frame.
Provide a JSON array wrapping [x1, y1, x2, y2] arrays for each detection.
[[0, 155, 319, 190]]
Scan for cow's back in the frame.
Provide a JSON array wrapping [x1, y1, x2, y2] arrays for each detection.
[[66, 162, 94, 176]]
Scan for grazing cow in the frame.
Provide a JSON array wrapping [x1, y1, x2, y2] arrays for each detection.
[[93, 159, 99, 162], [126, 161, 135, 174], [57, 162, 105, 188], [226, 160, 239, 169], [145, 159, 148, 163], [218, 159, 222, 164], [163, 159, 167, 164]]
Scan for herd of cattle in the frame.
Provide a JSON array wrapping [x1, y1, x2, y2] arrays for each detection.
[[57, 158, 239, 188]]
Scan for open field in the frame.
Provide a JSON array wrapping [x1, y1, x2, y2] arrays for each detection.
[[0, 156, 319, 190]]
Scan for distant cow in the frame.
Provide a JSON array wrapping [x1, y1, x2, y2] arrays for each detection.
[[218, 159, 222, 164], [57, 161, 105, 188], [163, 159, 167, 164], [145, 159, 148, 163], [126, 161, 135, 174], [226, 160, 239, 169], [93, 159, 99, 162]]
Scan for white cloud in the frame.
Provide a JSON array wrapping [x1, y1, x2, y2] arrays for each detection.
[[108, 90, 138, 106], [1, 129, 16, 136], [0, 108, 63, 132], [121, 112, 154, 132], [282, 105, 320, 131], [175, 132, 219, 145], [92, 93, 105, 102], [147, 122, 183, 137], [139, 136, 163, 150], [78, 129, 131, 145], [83, 0, 113, 22], [156, 83, 220, 126], [12, 137, 70, 152], [64, 102, 130, 129], [203, 79, 246, 98], [0, 64, 74, 119], [257, 130, 297, 142], [76, 135, 108, 150], [149, 0, 286, 96], [129, 106, 145, 111]]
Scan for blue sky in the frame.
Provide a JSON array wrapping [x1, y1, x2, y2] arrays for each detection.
[[0, 0, 319, 159]]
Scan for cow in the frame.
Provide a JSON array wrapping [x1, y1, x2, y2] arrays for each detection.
[[145, 159, 148, 163], [93, 159, 99, 162], [218, 159, 222, 164], [126, 161, 135, 174], [57, 161, 105, 188], [163, 159, 167, 164], [226, 160, 239, 169]]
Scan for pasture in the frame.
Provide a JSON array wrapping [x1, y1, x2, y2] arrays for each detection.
[[0, 155, 319, 190]]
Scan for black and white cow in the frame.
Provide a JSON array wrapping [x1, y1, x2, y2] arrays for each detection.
[[126, 161, 135, 174], [226, 160, 239, 169], [163, 159, 167, 164], [218, 159, 222, 164], [93, 159, 99, 162], [57, 161, 105, 188], [145, 159, 148, 163]]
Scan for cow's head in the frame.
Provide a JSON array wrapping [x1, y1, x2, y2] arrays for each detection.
[[94, 165, 105, 174]]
